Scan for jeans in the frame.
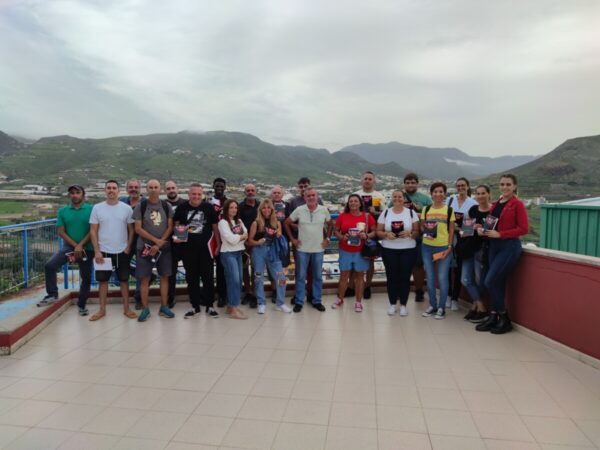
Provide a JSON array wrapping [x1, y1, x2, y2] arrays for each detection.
[[294, 251, 324, 305], [44, 245, 92, 308], [381, 247, 417, 306], [422, 244, 453, 309], [252, 245, 286, 306], [180, 244, 215, 309], [484, 239, 522, 313], [220, 250, 243, 307], [461, 249, 485, 302]]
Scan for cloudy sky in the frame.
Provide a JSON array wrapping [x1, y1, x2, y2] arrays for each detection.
[[1, 0, 599, 156]]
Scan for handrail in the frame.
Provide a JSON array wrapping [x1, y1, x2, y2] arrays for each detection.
[[0, 219, 57, 231]]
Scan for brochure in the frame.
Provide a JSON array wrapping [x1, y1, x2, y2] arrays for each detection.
[[423, 220, 438, 239], [231, 223, 243, 235], [142, 243, 162, 263], [391, 221, 404, 237], [483, 215, 499, 232], [454, 212, 464, 227], [65, 250, 87, 263], [347, 227, 361, 246], [173, 225, 189, 242], [432, 251, 446, 262], [460, 218, 476, 237], [93, 258, 113, 272], [361, 195, 373, 210]]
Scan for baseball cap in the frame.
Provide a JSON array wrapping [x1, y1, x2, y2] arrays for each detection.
[[67, 184, 85, 193]]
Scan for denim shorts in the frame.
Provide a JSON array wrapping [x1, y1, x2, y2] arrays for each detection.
[[339, 249, 369, 272]]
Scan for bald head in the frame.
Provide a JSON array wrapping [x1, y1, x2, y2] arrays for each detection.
[[146, 179, 161, 200], [271, 185, 284, 202]]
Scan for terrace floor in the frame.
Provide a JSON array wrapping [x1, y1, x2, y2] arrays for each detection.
[[0, 292, 599, 450]]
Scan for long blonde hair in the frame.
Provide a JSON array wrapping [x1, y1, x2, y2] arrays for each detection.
[[255, 199, 279, 231]]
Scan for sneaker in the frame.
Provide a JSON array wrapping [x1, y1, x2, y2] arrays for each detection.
[[490, 312, 512, 334], [184, 308, 199, 319], [290, 297, 297, 305], [422, 306, 437, 317], [354, 302, 363, 312], [387, 305, 397, 316], [434, 308, 446, 320], [476, 313, 498, 332], [463, 310, 477, 321], [470, 311, 489, 323], [249, 296, 258, 309], [451, 300, 459, 311], [331, 298, 344, 309], [363, 286, 371, 299], [399, 305, 408, 316], [37, 294, 58, 307], [257, 305, 266, 314], [445, 298, 451, 309], [312, 303, 326, 312], [242, 293, 252, 305], [344, 288, 355, 298], [293, 304, 303, 313], [138, 307, 151, 322], [415, 289, 424, 302], [78, 306, 89, 316], [159, 305, 175, 318], [206, 307, 219, 318], [276, 304, 292, 313]]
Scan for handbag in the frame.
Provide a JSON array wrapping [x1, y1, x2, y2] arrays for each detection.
[[360, 213, 380, 259]]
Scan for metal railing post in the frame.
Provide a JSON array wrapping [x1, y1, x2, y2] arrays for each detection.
[[60, 238, 69, 289], [22, 228, 29, 288]]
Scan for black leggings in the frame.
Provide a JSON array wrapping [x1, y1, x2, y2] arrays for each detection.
[[381, 247, 417, 305]]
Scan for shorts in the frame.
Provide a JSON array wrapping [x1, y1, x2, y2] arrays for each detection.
[[339, 249, 369, 272], [95, 252, 130, 282], [135, 248, 172, 278]]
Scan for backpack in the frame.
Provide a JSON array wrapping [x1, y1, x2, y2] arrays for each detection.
[[422, 205, 453, 229]]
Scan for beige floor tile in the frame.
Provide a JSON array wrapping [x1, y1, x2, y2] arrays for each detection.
[[472, 412, 534, 442], [194, 393, 246, 418], [89, 350, 135, 366], [221, 418, 279, 449], [418, 388, 468, 410], [0, 399, 62, 426], [377, 405, 427, 433], [0, 424, 28, 448], [272, 422, 327, 450], [112, 386, 165, 409], [453, 370, 503, 392], [211, 375, 258, 395], [262, 362, 302, 380], [121, 352, 167, 369], [152, 390, 206, 414], [81, 406, 145, 436], [574, 418, 600, 448], [62, 364, 113, 383], [375, 367, 415, 386], [0, 378, 55, 399], [238, 396, 289, 421], [303, 351, 339, 366], [57, 432, 120, 450], [178, 372, 220, 392], [483, 440, 542, 450], [70, 383, 128, 406], [165, 443, 218, 450], [269, 349, 306, 364], [237, 347, 274, 363], [325, 425, 378, 450], [283, 399, 331, 425], [291, 380, 335, 401], [0, 376, 19, 390], [414, 370, 458, 390], [462, 390, 516, 414], [506, 391, 567, 417], [137, 369, 185, 389], [33, 380, 90, 402], [224, 360, 266, 377], [250, 377, 294, 398], [522, 416, 594, 446], [112, 436, 168, 449], [174, 415, 233, 446], [376, 385, 421, 407], [126, 410, 189, 440], [4, 427, 72, 450], [333, 382, 376, 403], [430, 434, 486, 450], [0, 397, 23, 415], [423, 408, 480, 438], [189, 357, 232, 375], [37, 403, 103, 431], [378, 429, 432, 449], [329, 401, 376, 428]]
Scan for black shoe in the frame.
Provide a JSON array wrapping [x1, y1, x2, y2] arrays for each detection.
[[249, 296, 258, 309], [491, 312, 512, 334], [469, 311, 489, 323], [363, 286, 371, 299], [184, 308, 200, 319], [344, 288, 355, 298], [312, 303, 326, 312], [293, 304, 303, 313], [415, 289, 424, 302], [290, 297, 296, 305], [241, 293, 251, 305], [476, 313, 498, 332], [217, 296, 226, 308], [307, 292, 314, 304], [167, 298, 176, 309], [206, 306, 219, 318], [37, 294, 58, 307], [463, 309, 477, 321]]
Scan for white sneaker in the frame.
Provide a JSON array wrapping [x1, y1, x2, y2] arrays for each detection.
[[445, 298, 452, 308], [422, 306, 437, 317], [257, 305, 266, 314], [399, 305, 408, 316], [435, 309, 446, 320], [387, 305, 397, 316], [451, 300, 459, 311], [276, 304, 292, 313]]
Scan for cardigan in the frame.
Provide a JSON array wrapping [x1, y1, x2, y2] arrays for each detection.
[[490, 196, 529, 239]]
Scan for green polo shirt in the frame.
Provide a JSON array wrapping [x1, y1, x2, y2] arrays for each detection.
[[56, 202, 93, 250]]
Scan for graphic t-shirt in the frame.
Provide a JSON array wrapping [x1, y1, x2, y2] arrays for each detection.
[[172, 201, 218, 246], [336, 212, 376, 253], [354, 189, 386, 216], [273, 201, 290, 223], [132, 200, 174, 251], [377, 208, 419, 250], [422, 205, 456, 248], [89, 201, 134, 254]]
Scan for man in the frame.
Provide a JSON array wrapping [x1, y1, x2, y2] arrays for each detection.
[[119, 179, 146, 309], [89, 180, 136, 321], [165, 180, 187, 308], [132, 180, 175, 321], [354, 171, 386, 299], [402, 173, 432, 302], [288, 177, 322, 211], [269, 185, 291, 303], [39, 184, 93, 316], [285, 187, 332, 313], [173, 182, 220, 318], [239, 183, 259, 308], [208, 177, 228, 307]]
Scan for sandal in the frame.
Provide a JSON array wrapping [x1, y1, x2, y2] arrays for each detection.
[[89, 311, 106, 321], [229, 308, 247, 320], [123, 310, 138, 319]]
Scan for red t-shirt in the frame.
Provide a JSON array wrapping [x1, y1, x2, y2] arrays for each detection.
[[336, 212, 376, 253]]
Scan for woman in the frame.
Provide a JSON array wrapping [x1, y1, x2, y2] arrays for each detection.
[[446, 177, 477, 311], [331, 194, 376, 312], [248, 199, 292, 314], [476, 174, 529, 334], [460, 185, 491, 323], [421, 182, 455, 319], [218, 199, 248, 320], [376, 190, 420, 316]]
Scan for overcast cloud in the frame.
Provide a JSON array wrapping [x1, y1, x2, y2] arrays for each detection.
[[1, 0, 599, 156]]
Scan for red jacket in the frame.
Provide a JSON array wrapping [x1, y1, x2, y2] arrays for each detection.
[[491, 196, 529, 239]]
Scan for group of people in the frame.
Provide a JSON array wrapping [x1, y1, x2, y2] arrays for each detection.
[[41, 170, 528, 334]]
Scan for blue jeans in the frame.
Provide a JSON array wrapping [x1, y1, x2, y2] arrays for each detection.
[[484, 239, 522, 313], [294, 251, 324, 306], [461, 249, 485, 303], [252, 245, 286, 306], [220, 251, 243, 307], [422, 244, 452, 309], [45, 245, 92, 308]]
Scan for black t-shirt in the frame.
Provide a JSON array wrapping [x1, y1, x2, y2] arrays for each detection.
[[239, 199, 259, 230], [468, 205, 489, 225], [491, 201, 506, 219], [173, 201, 218, 246], [207, 196, 227, 219], [273, 201, 290, 223], [167, 197, 187, 214]]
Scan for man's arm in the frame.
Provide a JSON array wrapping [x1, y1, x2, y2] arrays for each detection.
[[57, 226, 78, 248], [90, 223, 103, 263], [125, 223, 135, 254]]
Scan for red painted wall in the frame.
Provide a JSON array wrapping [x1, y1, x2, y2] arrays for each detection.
[[506, 250, 600, 360]]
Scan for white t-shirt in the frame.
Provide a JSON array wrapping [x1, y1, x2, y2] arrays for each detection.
[[446, 195, 478, 229], [353, 189, 386, 213], [289, 205, 331, 253], [89, 201, 134, 253], [377, 207, 419, 249]]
